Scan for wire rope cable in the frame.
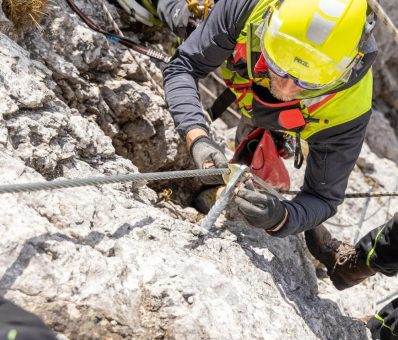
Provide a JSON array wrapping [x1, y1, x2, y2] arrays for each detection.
[[0, 168, 230, 194]]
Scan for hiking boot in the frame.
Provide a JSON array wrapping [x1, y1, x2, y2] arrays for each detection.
[[193, 186, 225, 214], [305, 225, 376, 290]]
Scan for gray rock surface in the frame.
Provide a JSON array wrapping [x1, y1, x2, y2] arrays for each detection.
[[16, 0, 189, 173], [371, 0, 398, 163], [0, 1, 396, 340], [365, 108, 398, 163], [373, 0, 398, 111]]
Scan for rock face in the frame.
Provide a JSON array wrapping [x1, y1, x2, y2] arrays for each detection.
[[365, 108, 398, 162], [372, 0, 398, 113], [0, 1, 397, 340], [19, 0, 189, 173], [370, 0, 398, 163]]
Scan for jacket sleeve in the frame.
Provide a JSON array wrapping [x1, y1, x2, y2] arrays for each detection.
[[163, 0, 256, 137], [272, 111, 372, 238]]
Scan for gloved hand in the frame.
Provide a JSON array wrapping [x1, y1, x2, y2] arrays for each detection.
[[235, 187, 287, 231], [190, 136, 228, 185]]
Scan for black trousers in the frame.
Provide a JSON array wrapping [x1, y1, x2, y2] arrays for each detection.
[[0, 298, 56, 340], [356, 213, 398, 339], [357, 213, 398, 276], [368, 298, 398, 340]]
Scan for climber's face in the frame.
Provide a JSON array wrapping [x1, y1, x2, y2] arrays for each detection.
[[269, 70, 305, 101]]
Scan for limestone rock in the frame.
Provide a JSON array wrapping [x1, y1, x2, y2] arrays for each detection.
[[0, 1, 397, 340], [372, 0, 398, 147], [365, 109, 398, 163], [19, 0, 190, 172]]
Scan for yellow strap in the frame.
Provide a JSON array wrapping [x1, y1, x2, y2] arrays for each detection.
[[7, 330, 17, 340], [246, 23, 253, 80], [366, 226, 386, 267], [374, 313, 398, 336]]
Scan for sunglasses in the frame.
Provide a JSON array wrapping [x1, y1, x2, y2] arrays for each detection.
[[264, 48, 362, 90]]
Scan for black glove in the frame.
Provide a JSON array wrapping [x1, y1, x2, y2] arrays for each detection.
[[190, 136, 228, 185], [235, 188, 286, 230]]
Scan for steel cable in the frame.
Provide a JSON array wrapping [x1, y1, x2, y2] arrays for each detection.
[[1, 167, 397, 198], [325, 201, 391, 228], [0, 168, 230, 194]]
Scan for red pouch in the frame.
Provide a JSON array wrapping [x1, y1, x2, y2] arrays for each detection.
[[231, 128, 290, 190]]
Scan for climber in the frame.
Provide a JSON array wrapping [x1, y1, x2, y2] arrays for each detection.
[[0, 298, 56, 339], [163, 0, 378, 237], [111, 0, 214, 39], [305, 213, 398, 340]]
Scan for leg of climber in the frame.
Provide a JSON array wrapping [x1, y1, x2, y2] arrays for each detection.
[[305, 213, 398, 290], [368, 297, 398, 340], [306, 214, 398, 339], [305, 224, 376, 290], [356, 212, 398, 277]]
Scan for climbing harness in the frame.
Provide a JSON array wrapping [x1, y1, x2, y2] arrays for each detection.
[[201, 164, 249, 229], [65, 0, 171, 63]]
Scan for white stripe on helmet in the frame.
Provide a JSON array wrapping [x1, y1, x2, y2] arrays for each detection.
[[306, 13, 336, 45], [319, 0, 348, 18]]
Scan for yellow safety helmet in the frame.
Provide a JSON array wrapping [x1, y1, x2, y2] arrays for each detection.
[[260, 0, 372, 95]]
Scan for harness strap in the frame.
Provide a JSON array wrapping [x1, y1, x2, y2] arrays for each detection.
[[210, 79, 253, 120], [208, 88, 236, 121]]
